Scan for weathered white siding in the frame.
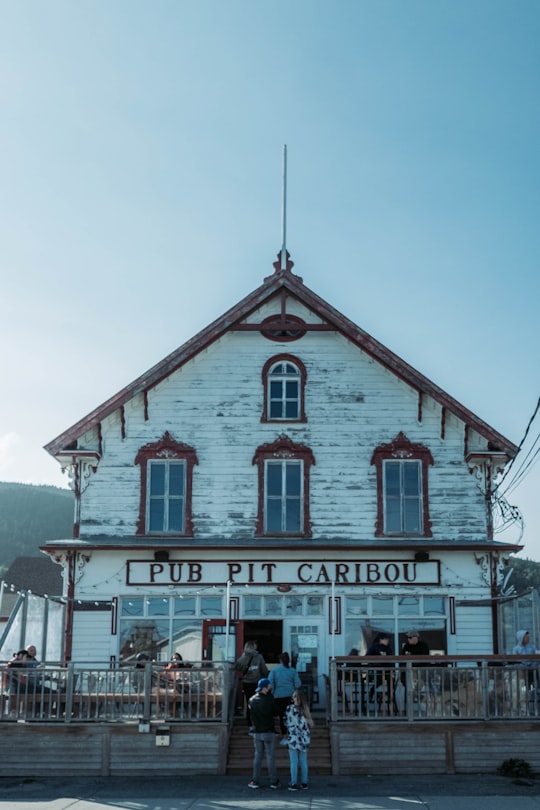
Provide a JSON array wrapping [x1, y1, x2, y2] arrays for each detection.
[[75, 296, 490, 542]]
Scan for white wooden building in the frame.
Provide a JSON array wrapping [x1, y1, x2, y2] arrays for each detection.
[[42, 252, 520, 707]]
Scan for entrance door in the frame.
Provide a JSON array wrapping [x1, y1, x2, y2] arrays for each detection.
[[283, 618, 327, 709], [202, 619, 241, 663], [242, 620, 283, 665]]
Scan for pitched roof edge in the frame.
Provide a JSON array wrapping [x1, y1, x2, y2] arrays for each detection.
[[44, 268, 518, 458], [44, 272, 288, 455], [288, 280, 519, 456]]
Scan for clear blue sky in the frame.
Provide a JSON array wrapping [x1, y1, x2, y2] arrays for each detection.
[[1, 2, 539, 558]]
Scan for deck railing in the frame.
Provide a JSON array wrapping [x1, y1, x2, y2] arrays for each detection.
[[328, 655, 540, 722], [0, 661, 236, 724]]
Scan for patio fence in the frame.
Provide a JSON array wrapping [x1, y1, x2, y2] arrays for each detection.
[[1, 661, 236, 723], [328, 655, 540, 722]]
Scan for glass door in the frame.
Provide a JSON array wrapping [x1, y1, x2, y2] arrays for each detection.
[[283, 618, 326, 709]]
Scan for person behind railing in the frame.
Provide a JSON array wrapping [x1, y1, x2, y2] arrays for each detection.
[[25, 645, 39, 667], [341, 648, 361, 714], [235, 641, 269, 732], [160, 652, 190, 693], [512, 630, 538, 690], [365, 632, 393, 712], [269, 652, 301, 740], [395, 629, 431, 714], [3, 650, 29, 716]]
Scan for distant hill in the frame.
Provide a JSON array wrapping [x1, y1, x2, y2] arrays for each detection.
[[0, 482, 73, 576]]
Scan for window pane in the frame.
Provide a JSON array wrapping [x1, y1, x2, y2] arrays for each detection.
[[403, 498, 421, 533], [286, 463, 301, 495], [168, 499, 184, 531], [403, 462, 420, 495], [285, 400, 299, 418], [172, 620, 201, 663], [385, 500, 401, 533], [270, 401, 283, 418], [149, 499, 164, 531], [147, 597, 170, 616], [307, 596, 324, 616], [267, 463, 282, 495], [385, 462, 401, 495], [270, 381, 282, 398], [285, 498, 301, 532], [244, 596, 261, 616], [424, 597, 445, 615], [398, 596, 420, 616], [150, 463, 165, 496], [285, 380, 298, 398], [169, 462, 184, 495], [266, 500, 282, 532], [174, 596, 196, 615], [121, 598, 144, 617], [200, 596, 222, 616], [372, 596, 393, 615], [346, 596, 368, 616], [264, 597, 282, 616]]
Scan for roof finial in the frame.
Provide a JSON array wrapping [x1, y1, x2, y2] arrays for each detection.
[[272, 145, 294, 274]]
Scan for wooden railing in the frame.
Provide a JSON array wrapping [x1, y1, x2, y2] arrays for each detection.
[[328, 655, 540, 722], [0, 661, 236, 724]]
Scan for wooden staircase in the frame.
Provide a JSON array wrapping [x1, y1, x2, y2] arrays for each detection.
[[226, 715, 332, 776]]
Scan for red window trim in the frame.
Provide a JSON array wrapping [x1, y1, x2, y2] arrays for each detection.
[[135, 432, 198, 537], [261, 354, 307, 424], [370, 432, 433, 538], [252, 434, 315, 538]]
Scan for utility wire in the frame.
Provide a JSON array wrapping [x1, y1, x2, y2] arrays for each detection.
[[495, 396, 540, 492]]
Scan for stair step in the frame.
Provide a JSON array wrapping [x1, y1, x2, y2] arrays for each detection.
[[226, 720, 332, 775]]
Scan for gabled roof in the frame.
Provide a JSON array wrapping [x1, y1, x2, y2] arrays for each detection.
[[3, 556, 63, 596], [45, 259, 518, 457]]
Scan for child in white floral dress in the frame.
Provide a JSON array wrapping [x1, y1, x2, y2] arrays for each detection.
[[284, 689, 313, 790]]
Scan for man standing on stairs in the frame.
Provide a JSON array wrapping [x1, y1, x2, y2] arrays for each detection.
[[235, 640, 268, 730], [247, 678, 280, 790]]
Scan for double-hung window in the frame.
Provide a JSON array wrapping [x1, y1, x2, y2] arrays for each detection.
[[371, 432, 433, 538], [148, 460, 185, 533], [135, 432, 198, 536], [261, 355, 307, 423], [265, 459, 302, 533], [253, 435, 315, 537], [383, 459, 422, 534]]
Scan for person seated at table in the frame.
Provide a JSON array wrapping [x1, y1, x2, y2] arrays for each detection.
[[160, 653, 190, 692]]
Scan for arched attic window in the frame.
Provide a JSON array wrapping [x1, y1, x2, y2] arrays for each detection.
[[135, 432, 198, 536], [252, 435, 315, 537], [261, 354, 307, 423], [371, 432, 433, 538]]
